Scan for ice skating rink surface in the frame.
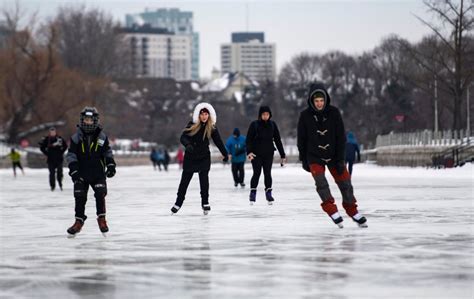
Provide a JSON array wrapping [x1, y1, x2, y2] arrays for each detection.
[[1, 163, 473, 298]]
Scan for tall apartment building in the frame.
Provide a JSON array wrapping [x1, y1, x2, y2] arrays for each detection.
[[126, 8, 199, 80], [120, 26, 192, 80], [221, 32, 276, 82]]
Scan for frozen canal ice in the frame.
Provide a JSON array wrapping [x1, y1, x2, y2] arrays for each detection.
[[1, 163, 473, 298]]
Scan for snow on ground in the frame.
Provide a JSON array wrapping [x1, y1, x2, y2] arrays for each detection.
[[0, 163, 473, 298]]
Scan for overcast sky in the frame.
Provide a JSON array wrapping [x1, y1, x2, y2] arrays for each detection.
[[1, 0, 435, 79]]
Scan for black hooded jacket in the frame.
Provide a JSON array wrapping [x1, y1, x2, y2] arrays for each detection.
[[297, 83, 346, 166], [246, 106, 286, 158], [39, 135, 68, 165]]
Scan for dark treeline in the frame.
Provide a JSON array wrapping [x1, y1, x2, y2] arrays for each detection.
[[0, 1, 472, 148]]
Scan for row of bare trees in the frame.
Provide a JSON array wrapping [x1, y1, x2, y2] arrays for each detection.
[[0, 1, 472, 148], [275, 0, 473, 146]]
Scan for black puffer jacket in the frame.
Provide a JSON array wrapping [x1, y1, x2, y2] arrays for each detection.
[[180, 122, 228, 172], [39, 135, 68, 165], [297, 83, 346, 167], [246, 106, 286, 158], [66, 127, 116, 182]]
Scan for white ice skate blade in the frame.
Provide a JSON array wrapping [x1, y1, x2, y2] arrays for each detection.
[[267, 201, 273, 205], [101, 232, 108, 237], [358, 223, 368, 228], [336, 223, 344, 229], [67, 233, 76, 239], [249, 202, 254, 206], [203, 210, 209, 215]]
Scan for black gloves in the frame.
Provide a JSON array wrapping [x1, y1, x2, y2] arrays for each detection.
[[106, 165, 116, 178], [335, 160, 346, 175], [299, 153, 310, 172], [185, 144, 194, 154], [222, 155, 229, 163], [69, 170, 82, 183]]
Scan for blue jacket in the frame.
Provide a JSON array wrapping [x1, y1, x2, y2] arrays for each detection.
[[345, 132, 360, 162], [226, 135, 247, 163]]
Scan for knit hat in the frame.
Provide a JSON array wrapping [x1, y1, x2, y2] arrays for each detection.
[[311, 91, 326, 100], [200, 108, 210, 114], [233, 128, 240, 137]]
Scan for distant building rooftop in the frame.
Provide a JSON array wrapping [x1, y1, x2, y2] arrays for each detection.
[[231, 32, 265, 43], [118, 24, 173, 35]]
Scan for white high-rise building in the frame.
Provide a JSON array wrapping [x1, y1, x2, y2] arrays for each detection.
[[221, 32, 276, 82], [126, 9, 199, 80], [121, 26, 192, 80]]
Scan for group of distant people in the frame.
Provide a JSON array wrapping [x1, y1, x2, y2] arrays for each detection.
[[150, 148, 171, 171]]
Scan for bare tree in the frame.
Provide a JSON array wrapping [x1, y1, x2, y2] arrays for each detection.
[[278, 53, 322, 107], [405, 0, 474, 130], [0, 4, 57, 143], [53, 5, 132, 78], [0, 3, 106, 143]]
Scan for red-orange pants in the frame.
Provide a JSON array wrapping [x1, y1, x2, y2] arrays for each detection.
[[309, 163, 359, 217]]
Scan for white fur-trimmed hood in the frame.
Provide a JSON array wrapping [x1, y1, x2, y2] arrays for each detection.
[[192, 102, 217, 125]]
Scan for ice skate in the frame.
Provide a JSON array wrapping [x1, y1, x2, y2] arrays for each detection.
[[67, 217, 85, 238], [202, 204, 211, 215], [171, 204, 181, 215], [330, 212, 344, 228], [249, 189, 256, 204], [97, 215, 109, 237], [265, 189, 274, 205], [352, 214, 368, 228]]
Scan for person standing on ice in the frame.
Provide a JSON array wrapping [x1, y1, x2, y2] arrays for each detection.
[[65, 107, 117, 237], [5, 148, 24, 177], [225, 127, 247, 188], [345, 131, 360, 175], [170, 102, 228, 215], [246, 106, 286, 205], [176, 147, 184, 169], [297, 83, 367, 228], [39, 127, 68, 191]]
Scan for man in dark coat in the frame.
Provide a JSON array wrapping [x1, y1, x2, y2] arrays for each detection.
[[297, 83, 367, 228], [65, 107, 116, 237], [246, 106, 286, 205], [39, 127, 68, 191]]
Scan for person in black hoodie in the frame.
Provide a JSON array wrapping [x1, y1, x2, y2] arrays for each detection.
[[65, 107, 116, 237], [39, 127, 68, 191], [246, 106, 286, 205], [171, 102, 228, 215], [297, 83, 367, 228]]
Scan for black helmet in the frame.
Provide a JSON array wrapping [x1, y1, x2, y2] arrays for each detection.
[[80, 106, 99, 133]]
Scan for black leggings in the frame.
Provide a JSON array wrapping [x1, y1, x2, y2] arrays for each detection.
[[48, 162, 63, 189], [250, 155, 273, 190], [12, 162, 23, 176], [175, 170, 209, 207], [231, 162, 245, 184]]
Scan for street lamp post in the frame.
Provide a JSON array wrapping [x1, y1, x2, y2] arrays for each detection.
[[434, 75, 439, 133], [467, 83, 471, 139]]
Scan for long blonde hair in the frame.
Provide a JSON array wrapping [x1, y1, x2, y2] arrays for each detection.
[[184, 119, 214, 140]]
